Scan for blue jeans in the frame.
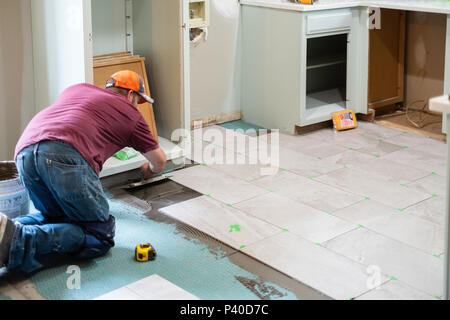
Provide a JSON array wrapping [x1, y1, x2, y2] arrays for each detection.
[[10, 140, 115, 273]]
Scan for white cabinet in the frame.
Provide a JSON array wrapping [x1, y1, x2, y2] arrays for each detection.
[[306, 10, 352, 35], [242, 6, 369, 133]]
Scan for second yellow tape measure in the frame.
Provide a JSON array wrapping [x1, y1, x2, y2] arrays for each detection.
[[135, 243, 157, 262]]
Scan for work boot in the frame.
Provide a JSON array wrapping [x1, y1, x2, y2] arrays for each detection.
[[0, 213, 16, 267]]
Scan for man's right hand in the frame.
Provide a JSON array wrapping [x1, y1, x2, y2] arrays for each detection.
[[140, 163, 154, 180], [142, 147, 167, 178]]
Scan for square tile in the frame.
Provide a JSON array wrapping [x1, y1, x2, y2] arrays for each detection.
[[334, 200, 444, 254], [324, 228, 444, 297], [404, 197, 445, 226], [356, 140, 404, 157], [357, 122, 404, 139], [170, 165, 269, 205], [161, 196, 282, 250], [209, 162, 277, 182], [95, 275, 199, 300], [277, 147, 343, 178], [126, 275, 199, 300], [410, 139, 446, 158], [385, 132, 438, 149], [382, 148, 446, 176], [241, 232, 389, 300], [235, 192, 357, 243], [94, 287, 143, 300], [350, 158, 430, 184], [252, 170, 364, 213], [296, 143, 349, 159], [356, 280, 434, 300], [323, 150, 375, 168], [316, 167, 430, 209], [307, 127, 381, 150], [406, 174, 446, 196]]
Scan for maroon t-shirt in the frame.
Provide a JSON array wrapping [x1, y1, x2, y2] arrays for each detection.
[[15, 83, 159, 175]]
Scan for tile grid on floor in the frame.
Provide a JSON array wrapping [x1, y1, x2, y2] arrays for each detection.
[[176, 124, 446, 299], [169, 166, 393, 299], [189, 126, 443, 251]]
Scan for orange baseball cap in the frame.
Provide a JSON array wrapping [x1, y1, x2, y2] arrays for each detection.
[[106, 70, 154, 104]]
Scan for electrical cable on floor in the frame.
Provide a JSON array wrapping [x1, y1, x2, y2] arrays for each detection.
[[405, 99, 442, 129]]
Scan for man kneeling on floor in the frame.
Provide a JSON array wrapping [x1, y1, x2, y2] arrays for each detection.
[[0, 70, 166, 274]]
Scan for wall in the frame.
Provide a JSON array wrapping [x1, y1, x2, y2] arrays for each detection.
[[31, 0, 92, 112], [92, 0, 128, 56], [0, 0, 35, 160], [405, 12, 446, 107], [189, 0, 242, 121]]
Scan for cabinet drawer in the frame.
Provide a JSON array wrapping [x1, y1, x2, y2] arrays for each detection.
[[307, 10, 352, 35]]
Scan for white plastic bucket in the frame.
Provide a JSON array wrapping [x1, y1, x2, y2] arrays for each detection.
[[0, 161, 29, 219]]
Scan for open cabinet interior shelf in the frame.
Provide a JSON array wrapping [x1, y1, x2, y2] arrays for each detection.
[[305, 33, 348, 121]]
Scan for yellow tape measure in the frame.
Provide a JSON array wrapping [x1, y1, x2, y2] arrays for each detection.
[[135, 243, 157, 262]]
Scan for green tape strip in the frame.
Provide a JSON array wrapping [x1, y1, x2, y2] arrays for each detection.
[[229, 225, 241, 233]]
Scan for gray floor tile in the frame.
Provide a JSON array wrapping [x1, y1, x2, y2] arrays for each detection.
[[235, 192, 357, 243], [385, 132, 440, 149], [350, 158, 430, 184], [170, 165, 269, 205], [95, 275, 199, 300], [357, 122, 404, 139], [356, 140, 404, 157], [404, 196, 445, 226], [277, 147, 343, 178], [382, 148, 446, 176], [307, 127, 381, 150], [252, 170, 364, 213], [406, 174, 446, 196], [316, 167, 430, 209], [356, 280, 435, 300], [334, 200, 444, 254], [323, 150, 376, 168], [241, 232, 389, 300], [324, 228, 444, 298], [161, 196, 282, 250]]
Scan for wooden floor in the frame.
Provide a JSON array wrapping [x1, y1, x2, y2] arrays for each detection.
[[375, 111, 446, 142]]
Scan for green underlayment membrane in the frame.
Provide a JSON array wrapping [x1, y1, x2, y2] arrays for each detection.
[[218, 120, 266, 132], [0, 196, 297, 300]]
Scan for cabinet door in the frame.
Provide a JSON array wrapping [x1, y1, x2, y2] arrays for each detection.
[[31, 0, 93, 111], [368, 9, 405, 109], [133, 0, 191, 140]]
